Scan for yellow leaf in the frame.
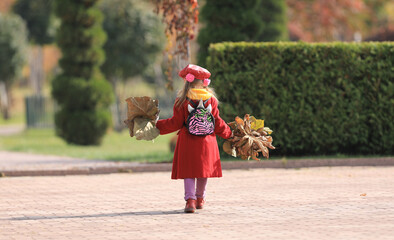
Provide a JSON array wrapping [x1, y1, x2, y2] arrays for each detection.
[[250, 116, 264, 130]]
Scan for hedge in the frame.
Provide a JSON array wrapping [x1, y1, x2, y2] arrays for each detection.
[[208, 42, 394, 156]]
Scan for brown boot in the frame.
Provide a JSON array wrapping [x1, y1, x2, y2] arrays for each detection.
[[184, 199, 196, 213], [196, 198, 205, 209]]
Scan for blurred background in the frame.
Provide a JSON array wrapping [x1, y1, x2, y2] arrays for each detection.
[[0, 0, 393, 162]]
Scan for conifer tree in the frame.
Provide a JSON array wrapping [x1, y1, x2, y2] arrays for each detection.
[[197, 0, 288, 66], [52, 0, 113, 145], [258, 0, 288, 41]]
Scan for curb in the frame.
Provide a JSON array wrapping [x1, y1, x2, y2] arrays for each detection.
[[1, 157, 393, 177], [222, 157, 394, 169]]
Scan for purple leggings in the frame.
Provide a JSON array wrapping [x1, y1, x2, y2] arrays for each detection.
[[184, 178, 207, 201]]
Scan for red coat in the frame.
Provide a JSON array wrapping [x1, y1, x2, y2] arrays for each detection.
[[156, 96, 232, 179]]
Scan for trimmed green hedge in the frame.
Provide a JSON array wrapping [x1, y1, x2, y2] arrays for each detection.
[[208, 42, 394, 156]]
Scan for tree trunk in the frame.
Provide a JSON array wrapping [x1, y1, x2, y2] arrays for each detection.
[[0, 81, 10, 119], [153, 63, 165, 86], [153, 62, 177, 119], [30, 46, 45, 96], [110, 77, 123, 132], [176, 37, 190, 71]]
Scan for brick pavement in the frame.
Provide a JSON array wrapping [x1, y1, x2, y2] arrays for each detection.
[[1, 167, 393, 240]]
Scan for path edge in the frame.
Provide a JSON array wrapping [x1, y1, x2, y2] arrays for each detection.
[[1, 157, 393, 177]]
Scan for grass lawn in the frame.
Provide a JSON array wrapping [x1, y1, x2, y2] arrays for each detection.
[[0, 128, 388, 163], [0, 128, 175, 162], [0, 113, 24, 126]]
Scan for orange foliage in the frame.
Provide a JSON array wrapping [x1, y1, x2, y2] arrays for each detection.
[[287, 0, 389, 42], [153, 0, 199, 89], [0, 0, 15, 13], [43, 45, 61, 74], [22, 46, 61, 79]]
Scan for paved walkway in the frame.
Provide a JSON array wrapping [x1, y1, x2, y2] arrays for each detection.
[[0, 124, 24, 136], [0, 151, 146, 174], [1, 167, 393, 240]]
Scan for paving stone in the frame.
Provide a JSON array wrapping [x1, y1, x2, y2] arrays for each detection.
[[0, 167, 393, 239]]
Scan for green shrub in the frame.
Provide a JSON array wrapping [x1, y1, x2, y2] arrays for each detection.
[[0, 13, 28, 119], [208, 42, 394, 156], [52, 0, 113, 145], [99, 0, 165, 81], [54, 109, 111, 145], [0, 13, 27, 83], [197, 0, 288, 66]]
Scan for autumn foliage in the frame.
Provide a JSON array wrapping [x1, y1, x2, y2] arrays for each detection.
[[287, 0, 391, 41], [153, 0, 199, 89], [224, 115, 275, 160], [0, 0, 15, 12]]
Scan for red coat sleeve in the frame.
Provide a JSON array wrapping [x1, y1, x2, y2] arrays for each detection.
[[156, 100, 185, 135], [211, 98, 232, 139]]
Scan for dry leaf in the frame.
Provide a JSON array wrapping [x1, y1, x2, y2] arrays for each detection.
[[264, 127, 273, 134], [124, 96, 159, 137], [133, 118, 160, 141], [228, 121, 237, 130], [225, 114, 275, 160], [125, 96, 159, 121], [232, 147, 237, 157], [223, 141, 233, 155], [257, 128, 268, 136], [235, 116, 244, 126]]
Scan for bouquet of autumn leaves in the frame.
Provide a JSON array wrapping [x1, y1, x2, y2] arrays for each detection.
[[124, 96, 160, 141], [223, 114, 275, 160]]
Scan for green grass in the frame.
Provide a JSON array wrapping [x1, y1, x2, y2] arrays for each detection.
[[0, 128, 175, 162], [0, 85, 31, 126], [0, 112, 24, 125], [0, 128, 389, 164], [0, 80, 178, 162]]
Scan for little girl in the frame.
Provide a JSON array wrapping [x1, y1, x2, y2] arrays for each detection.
[[155, 64, 232, 213]]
